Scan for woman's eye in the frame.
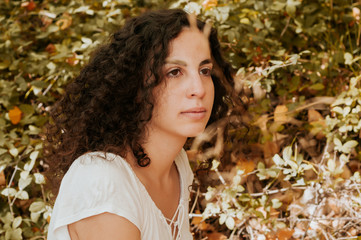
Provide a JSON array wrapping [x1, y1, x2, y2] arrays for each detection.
[[200, 68, 212, 76], [167, 69, 182, 78]]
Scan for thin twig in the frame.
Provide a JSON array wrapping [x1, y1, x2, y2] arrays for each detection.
[[294, 217, 361, 222], [243, 186, 306, 197], [215, 168, 226, 185], [6, 165, 20, 216], [280, 17, 291, 38], [302, 197, 326, 240], [189, 185, 200, 216]]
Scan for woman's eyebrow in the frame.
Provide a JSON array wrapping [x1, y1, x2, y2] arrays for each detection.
[[165, 59, 187, 66], [200, 59, 212, 66], [165, 59, 212, 66]]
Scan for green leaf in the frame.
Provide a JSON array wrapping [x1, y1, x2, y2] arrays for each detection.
[[282, 146, 293, 162], [343, 140, 358, 149], [225, 216, 235, 230], [24, 152, 37, 172], [9, 148, 18, 157], [29, 201, 46, 213], [0, 60, 10, 70], [12, 216, 22, 229], [327, 159, 336, 172], [270, 1, 286, 11], [293, 178, 306, 186], [271, 199, 282, 209], [219, 213, 227, 224], [333, 137, 342, 147], [19, 175, 32, 190], [19, 104, 34, 116], [16, 190, 29, 200], [30, 212, 41, 223], [34, 173, 46, 184], [1, 188, 17, 197], [309, 83, 325, 90], [8, 228, 22, 240], [272, 154, 284, 166], [211, 159, 220, 170], [344, 52, 353, 65]]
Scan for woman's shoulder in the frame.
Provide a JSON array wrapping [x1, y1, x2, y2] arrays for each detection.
[[70, 151, 125, 168], [65, 151, 132, 180], [57, 151, 140, 201], [48, 152, 143, 239]]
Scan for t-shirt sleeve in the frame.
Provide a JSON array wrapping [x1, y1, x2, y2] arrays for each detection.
[[47, 152, 142, 240]]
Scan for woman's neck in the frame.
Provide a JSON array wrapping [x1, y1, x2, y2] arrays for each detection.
[[127, 129, 187, 183], [142, 130, 186, 181]]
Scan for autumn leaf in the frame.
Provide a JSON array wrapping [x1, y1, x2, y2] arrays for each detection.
[[66, 53, 79, 66], [21, 0, 36, 11], [237, 158, 255, 174], [191, 210, 210, 230], [41, 16, 53, 30], [45, 44, 56, 54], [274, 105, 289, 123], [191, 210, 202, 225], [308, 109, 326, 139], [263, 141, 279, 160], [56, 13, 73, 30], [9, 106, 22, 125], [276, 228, 295, 240], [308, 109, 324, 122], [0, 171, 5, 186]]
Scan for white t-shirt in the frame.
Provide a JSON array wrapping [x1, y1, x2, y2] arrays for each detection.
[[47, 149, 194, 240]]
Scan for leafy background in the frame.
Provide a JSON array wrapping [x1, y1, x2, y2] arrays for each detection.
[[0, 0, 361, 239]]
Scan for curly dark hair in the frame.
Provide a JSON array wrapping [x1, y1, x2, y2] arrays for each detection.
[[44, 8, 235, 191]]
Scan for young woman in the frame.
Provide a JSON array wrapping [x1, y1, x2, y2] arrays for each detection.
[[46, 9, 234, 240]]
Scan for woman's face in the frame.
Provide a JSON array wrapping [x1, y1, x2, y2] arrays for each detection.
[[148, 27, 215, 140]]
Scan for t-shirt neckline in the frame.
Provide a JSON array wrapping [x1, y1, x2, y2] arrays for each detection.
[[119, 152, 184, 227]]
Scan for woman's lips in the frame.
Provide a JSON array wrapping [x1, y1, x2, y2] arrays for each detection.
[[181, 108, 207, 120]]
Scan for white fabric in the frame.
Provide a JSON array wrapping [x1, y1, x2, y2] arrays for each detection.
[[47, 149, 194, 240]]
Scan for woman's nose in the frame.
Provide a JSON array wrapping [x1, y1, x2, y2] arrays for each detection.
[[186, 73, 206, 98]]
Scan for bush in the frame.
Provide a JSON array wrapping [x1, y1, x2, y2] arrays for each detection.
[[0, 0, 360, 239]]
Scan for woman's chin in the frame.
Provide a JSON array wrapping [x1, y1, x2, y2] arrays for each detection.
[[183, 126, 207, 138]]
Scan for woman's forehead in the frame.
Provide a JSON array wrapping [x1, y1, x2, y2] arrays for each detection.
[[167, 28, 210, 55]]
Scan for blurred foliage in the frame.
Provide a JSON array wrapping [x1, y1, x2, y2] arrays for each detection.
[[0, 0, 361, 239]]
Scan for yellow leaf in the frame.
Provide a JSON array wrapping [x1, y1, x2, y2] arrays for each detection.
[[9, 106, 22, 125], [263, 141, 279, 159], [237, 158, 255, 174], [191, 210, 209, 230], [274, 105, 288, 123], [308, 109, 323, 122], [276, 228, 294, 240], [191, 210, 202, 225], [0, 171, 5, 186], [56, 13, 72, 30]]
